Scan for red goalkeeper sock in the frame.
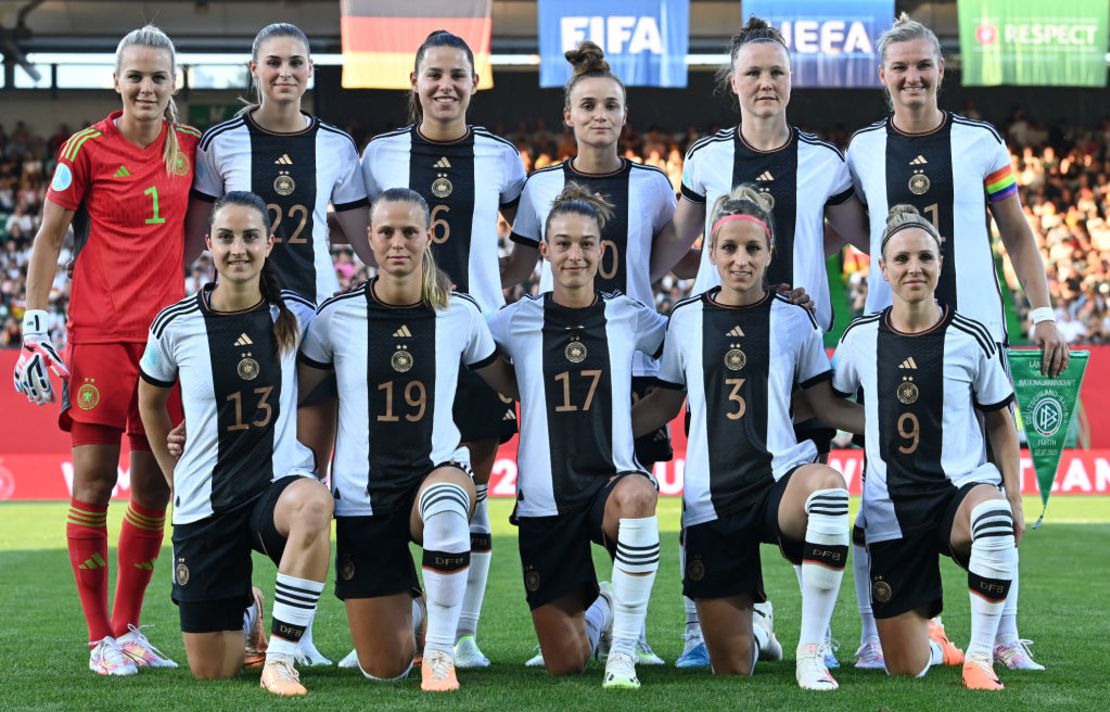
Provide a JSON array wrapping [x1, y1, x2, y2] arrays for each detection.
[[111, 500, 166, 637], [66, 499, 112, 645]]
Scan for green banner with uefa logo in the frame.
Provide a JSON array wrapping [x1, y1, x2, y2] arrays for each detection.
[[958, 0, 1109, 87], [1008, 350, 1088, 524]]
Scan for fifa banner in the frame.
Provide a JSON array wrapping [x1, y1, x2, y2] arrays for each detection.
[[1009, 349, 1088, 525], [340, 0, 494, 89], [959, 0, 1109, 87], [743, 0, 893, 87], [537, 0, 689, 88]]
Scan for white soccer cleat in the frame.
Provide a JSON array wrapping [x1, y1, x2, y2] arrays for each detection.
[[854, 640, 886, 670], [454, 635, 491, 669], [89, 637, 139, 676], [796, 643, 839, 691], [338, 648, 360, 669], [117, 624, 177, 668], [602, 651, 640, 690], [994, 639, 1045, 671], [524, 646, 545, 667], [636, 629, 665, 666], [753, 602, 783, 661]]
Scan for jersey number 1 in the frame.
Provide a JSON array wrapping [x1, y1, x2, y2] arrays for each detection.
[[144, 186, 166, 225]]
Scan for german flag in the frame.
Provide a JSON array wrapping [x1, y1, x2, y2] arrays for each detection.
[[340, 0, 494, 90]]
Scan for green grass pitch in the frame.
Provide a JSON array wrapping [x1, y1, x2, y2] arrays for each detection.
[[2, 496, 1108, 711]]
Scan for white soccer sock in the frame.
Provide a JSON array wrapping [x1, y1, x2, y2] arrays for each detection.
[[799, 488, 850, 647], [419, 483, 472, 658], [966, 500, 1017, 661], [585, 592, 613, 654], [996, 566, 1019, 645], [853, 540, 879, 645], [457, 485, 491, 642], [679, 535, 701, 636], [267, 573, 325, 661], [610, 516, 660, 658]]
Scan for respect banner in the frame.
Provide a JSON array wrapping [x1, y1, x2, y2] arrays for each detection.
[[959, 0, 1109, 87], [743, 0, 893, 87], [1009, 350, 1088, 524], [537, 0, 689, 88]]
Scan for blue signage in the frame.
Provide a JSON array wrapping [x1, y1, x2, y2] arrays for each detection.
[[538, 0, 690, 88], [743, 0, 894, 87]]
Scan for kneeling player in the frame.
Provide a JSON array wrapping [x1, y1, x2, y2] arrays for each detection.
[[139, 192, 332, 696], [832, 205, 1021, 690], [633, 186, 862, 690], [298, 188, 516, 692], [489, 185, 665, 690]]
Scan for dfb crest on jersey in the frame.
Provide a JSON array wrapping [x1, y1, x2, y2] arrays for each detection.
[[897, 376, 918, 404], [724, 345, 746, 371], [238, 353, 260, 381], [77, 378, 101, 410], [908, 170, 930, 196], [565, 335, 587, 363], [872, 578, 892, 603], [175, 559, 190, 586], [391, 345, 414, 373], [274, 171, 296, 196], [431, 173, 453, 199]]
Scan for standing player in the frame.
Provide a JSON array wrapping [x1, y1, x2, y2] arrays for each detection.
[[138, 192, 333, 697], [831, 205, 1021, 690], [844, 14, 1064, 671], [488, 185, 665, 690], [299, 188, 517, 692], [358, 29, 528, 670], [14, 25, 198, 675], [632, 185, 861, 690], [651, 17, 870, 668], [509, 40, 676, 666], [187, 23, 369, 664]]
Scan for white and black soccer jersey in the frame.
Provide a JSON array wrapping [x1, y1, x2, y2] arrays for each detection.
[[831, 305, 1014, 542], [300, 279, 497, 517], [360, 125, 526, 313], [139, 286, 318, 526], [657, 290, 831, 527], [488, 291, 666, 517], [681, 127, 854, 331], [509, 159, 675, 376], [193, 112, 369, 305], [847, 113, 1015, 343]]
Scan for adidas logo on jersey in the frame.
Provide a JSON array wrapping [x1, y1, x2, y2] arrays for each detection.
[[726, 325, 745, 337], [899, 357, 918, 369], [234, 333, 254, 346], [393, 325, 413, 338], [909, 155, 928, 165], [274, 154, 293, 165], [434, 157, 452, 169], [757, 171, 774, 181], [114, 165, 131, 178]]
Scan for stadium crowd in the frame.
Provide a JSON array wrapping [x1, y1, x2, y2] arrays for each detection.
[[3, 111, 1110, 348]]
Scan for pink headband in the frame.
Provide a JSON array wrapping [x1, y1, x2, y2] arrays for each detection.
[[710, 214, 771, 240]]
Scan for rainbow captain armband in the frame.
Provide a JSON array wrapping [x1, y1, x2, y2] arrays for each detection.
[[984, 165, 1018, 203]]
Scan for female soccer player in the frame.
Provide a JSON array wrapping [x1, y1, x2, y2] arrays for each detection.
[[488, 184, 665, 690], [299, 188, 516, 692], [188, 23, 369, 664], [652, 16, 870, 669], [831, 205, 1021, 690], [14, 25, 199, 676], [138, 192, 333, 696], [633, 185, 862, 690], [358, 29, 528, 669], [509, 40, 676, 665], [844, 14, 1061, 671]]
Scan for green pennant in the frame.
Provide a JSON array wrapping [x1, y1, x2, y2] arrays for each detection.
[[1007, 350, 1088, 527]]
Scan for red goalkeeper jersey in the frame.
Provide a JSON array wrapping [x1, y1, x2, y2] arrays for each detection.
[[46, 112, 201, 344]]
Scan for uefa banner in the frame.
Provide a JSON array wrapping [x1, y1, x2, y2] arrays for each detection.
[[959, 0, 1109, 87], [340, 0, 494, 90], [537, 0, 689, 88], [743, 0, 893, 87]]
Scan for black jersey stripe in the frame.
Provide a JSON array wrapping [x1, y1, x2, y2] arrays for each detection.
[[684, 130, 732, 160], [316, 285, 367, 313], [452, 292, 483, 311], [139, 368, 176, 388], [472, 126, 518, 152], [280, 290, 316, 311], [528, 163, 567, 179], [773, 293, 821, 330], [849, 118, 886, 143], [333, 196, 370, 212], [976, 393, 1015, 412], [839, 313, 882, 341], [798, 132, 846, 160], [152, 301, 201, 339], [199, 116, 246, 151], [298, 351, 331, 370], [951, 320, 995, 358], [630, 162, 670, 180], [951, 115, 1004, 143], [365, 125, 412, 149], [318, 121, 359, 151], [468, 349, 498, 370], [150, 293, 198, 331], [510, 231, 540, 246], [799, 369, 833, 389], [827, 186, 855, 205], [680, 183, 706, 202], [951, 312, 996, 349]]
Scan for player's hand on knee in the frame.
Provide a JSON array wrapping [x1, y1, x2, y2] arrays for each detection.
[[14, 309, 68, 405]]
